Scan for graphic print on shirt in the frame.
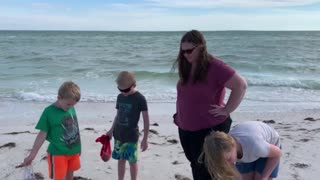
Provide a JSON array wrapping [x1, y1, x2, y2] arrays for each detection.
[[117, 103, 132, 126], [61, 114, 80, 149]]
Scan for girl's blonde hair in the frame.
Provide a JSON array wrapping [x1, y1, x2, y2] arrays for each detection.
[[201, 131, 240, 180]]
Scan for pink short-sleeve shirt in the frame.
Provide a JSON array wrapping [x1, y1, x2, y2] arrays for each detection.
[[175, 57, 235, 131]]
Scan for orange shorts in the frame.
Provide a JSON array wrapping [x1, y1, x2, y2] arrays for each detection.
[[48, 154, 81, 180]]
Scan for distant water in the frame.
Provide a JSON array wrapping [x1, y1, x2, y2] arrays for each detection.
[[1, 30, 320, 112]]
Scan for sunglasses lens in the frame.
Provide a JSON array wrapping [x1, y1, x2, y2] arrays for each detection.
[[118, 86, 131, 93], [185, 50, 192, 54], [182, 47, 196, 54]]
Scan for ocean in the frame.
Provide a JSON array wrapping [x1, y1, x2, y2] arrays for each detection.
[[1, 30, 320, 112]]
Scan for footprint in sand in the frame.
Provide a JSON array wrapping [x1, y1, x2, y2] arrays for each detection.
[[174, 174, 191, 180], [262, 120, 276, 124], [0, 142, 16, 149], [172, 161, 183, 165], [3, 131, 31, 135], [149, 129, 159, 135], [297, 138, 311, 142], [291, 163, 309, 169], [73, 176, 92, 180], [291, 173, 300, 180], [167, 139, 179, 144], [151, 123, 159, 126], [34, 172, 44, 180], [41, 155, 48, 161], [304, 117, 318, 121]]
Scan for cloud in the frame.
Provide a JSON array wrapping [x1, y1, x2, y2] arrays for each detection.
[[0, 0, 319, 30], [145, 0, 320, 8], [1, 10, 320, 31], [31, 3, 71, 12]]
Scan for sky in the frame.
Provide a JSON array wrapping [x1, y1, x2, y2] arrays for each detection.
[[1, 0, 320, 31]]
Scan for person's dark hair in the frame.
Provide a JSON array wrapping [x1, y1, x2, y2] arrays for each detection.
[[173, 30, 212, 85]]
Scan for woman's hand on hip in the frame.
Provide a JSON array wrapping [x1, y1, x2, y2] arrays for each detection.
[[209, 105, 229, 117]]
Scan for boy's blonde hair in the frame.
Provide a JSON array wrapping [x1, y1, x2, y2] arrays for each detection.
[[201, 131, 240, 180], [116, 71, 136, 89], [58, 81, 81, 102]]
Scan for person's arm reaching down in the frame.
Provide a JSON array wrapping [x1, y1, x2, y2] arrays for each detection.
[[140, 111, 150, 151], [261, 144, 282, 179], [23, 131, 47, 166]]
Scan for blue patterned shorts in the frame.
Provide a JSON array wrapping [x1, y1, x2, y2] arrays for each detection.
[[112, 139, 138, 163]]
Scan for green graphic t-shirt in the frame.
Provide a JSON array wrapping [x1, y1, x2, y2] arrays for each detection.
[[36, 104, 81, 155]]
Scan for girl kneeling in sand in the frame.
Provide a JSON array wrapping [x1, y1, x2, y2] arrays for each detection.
[[201, 121, 282, 180]]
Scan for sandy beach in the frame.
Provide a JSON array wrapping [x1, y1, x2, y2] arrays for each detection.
[[1, 101, 320, 180]]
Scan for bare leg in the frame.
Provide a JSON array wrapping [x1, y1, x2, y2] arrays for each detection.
[[253, 172, 261, 180], [129, 162, 138, 180], [241, 172, 254, 180], [118, 160, 126, 180], [65, 171, 74, 180], [253, 172, 272, 180]]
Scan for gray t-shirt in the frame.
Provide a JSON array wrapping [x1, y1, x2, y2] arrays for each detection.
[[230, 121, 280, 163], [113, 91, 148, 143]]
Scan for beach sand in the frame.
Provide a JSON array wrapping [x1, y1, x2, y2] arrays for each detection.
[[1, 101, 320, 180]]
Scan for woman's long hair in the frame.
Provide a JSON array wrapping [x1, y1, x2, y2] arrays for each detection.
[[173, 30, 212, 85], [200, 131, 240, 180]]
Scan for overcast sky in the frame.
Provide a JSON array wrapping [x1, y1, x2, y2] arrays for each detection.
[[1, 0, 320, 31]]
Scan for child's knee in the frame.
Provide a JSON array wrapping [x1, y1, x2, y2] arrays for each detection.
[[118, 159, 126, 165], [129, 162, 138, 170], [129, 162, 137, 166]]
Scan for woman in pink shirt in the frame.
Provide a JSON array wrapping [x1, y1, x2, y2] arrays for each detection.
[[173, 30, 247, 180]]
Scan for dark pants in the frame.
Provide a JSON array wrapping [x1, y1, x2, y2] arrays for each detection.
[[178, 117, 232, 180]]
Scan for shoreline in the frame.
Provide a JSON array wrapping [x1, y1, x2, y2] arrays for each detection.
[[1, 101, 320, 179]]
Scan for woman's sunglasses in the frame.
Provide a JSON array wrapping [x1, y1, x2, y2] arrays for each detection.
[[118, 85, 132, 93], [181, 46, 197, 55]]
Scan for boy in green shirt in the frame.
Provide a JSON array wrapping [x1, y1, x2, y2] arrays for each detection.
[[21, 81, 81, 180]]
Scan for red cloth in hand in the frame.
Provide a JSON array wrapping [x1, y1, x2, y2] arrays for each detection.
[[95, 135, 112, 162]]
